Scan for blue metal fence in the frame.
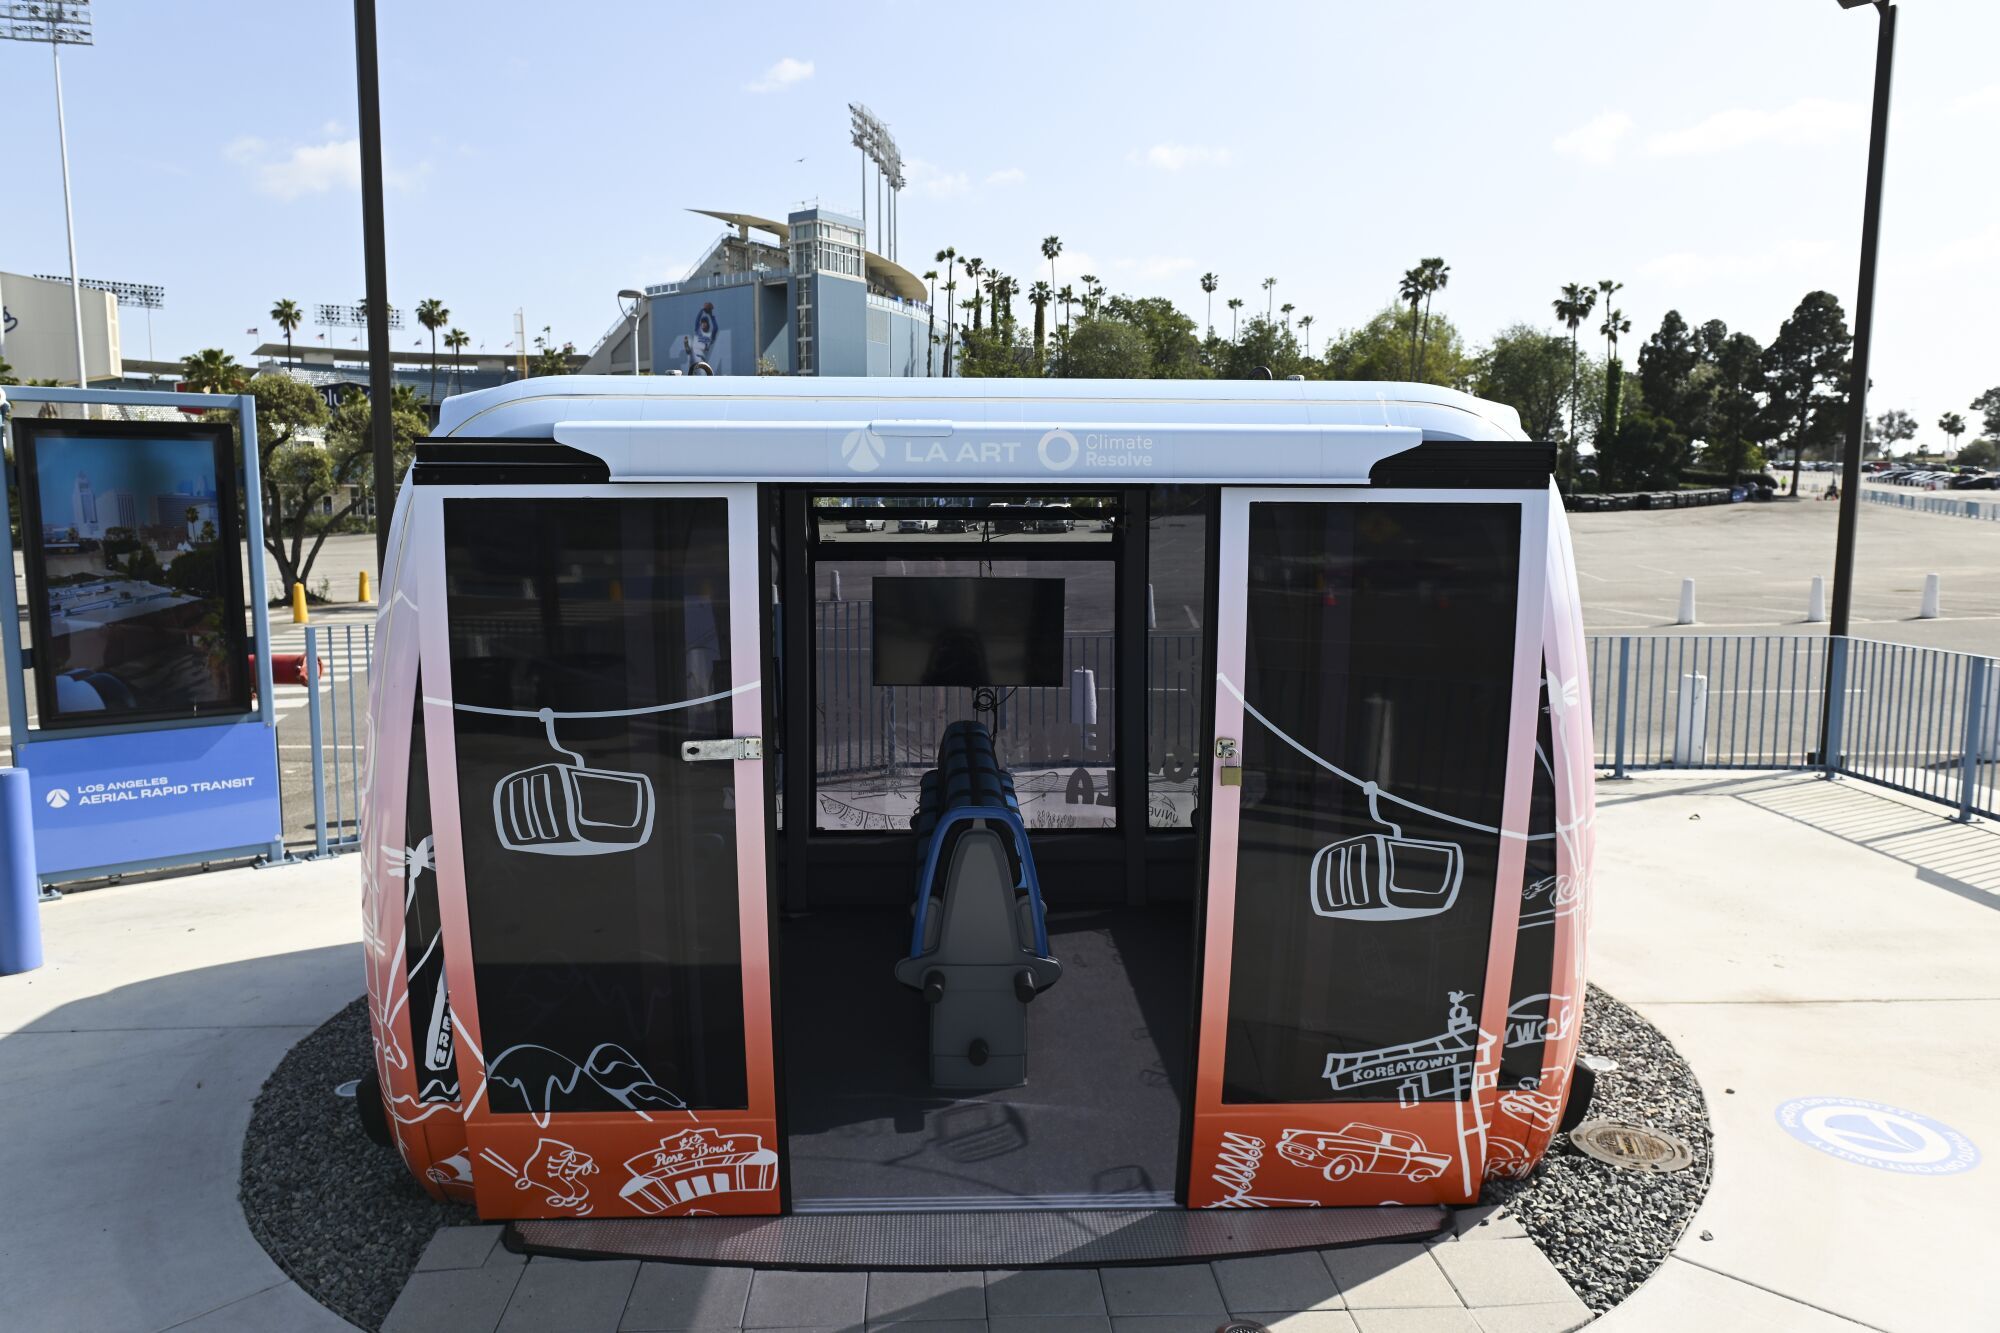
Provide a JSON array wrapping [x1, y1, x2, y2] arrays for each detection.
[[1863, 488, 2000, 522]]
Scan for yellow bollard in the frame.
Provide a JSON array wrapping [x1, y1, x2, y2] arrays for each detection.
[[358, 570, 373, 603], [291, 582, 309, 624]]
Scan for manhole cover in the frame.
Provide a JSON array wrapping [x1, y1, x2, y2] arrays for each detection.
[[1570, 1119, 1695, 1173], [1218, 1323, 1271, 1333]]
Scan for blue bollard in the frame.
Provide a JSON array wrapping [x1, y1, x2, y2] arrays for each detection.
[[1, 768, 45, 975]]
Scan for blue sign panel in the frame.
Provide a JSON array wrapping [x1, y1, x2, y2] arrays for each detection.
[[23, 721, 282, 876], [1776, 1096, 1980, 1176]]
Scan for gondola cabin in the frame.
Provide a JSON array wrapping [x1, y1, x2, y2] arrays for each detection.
[[358, 376, 1595, 1220]]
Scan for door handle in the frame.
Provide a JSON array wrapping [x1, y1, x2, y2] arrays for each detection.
[[682, 737, 763, 762]]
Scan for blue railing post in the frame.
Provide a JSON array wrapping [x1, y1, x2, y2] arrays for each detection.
[[1612, 637, 1631, 779], [1823, 636, 1850, 779], [1959, 655, 1990, 824], [306, 626, 328, 858]]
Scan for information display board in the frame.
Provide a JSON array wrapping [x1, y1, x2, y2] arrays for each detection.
[[13, 419, 251, 729]]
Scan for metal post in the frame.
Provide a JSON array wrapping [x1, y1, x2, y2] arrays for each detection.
[[306, 626, 327, 858], [1823, 636, 1851, 779], [354, 0, 396, 569], [1612, 636, 1631, 778], [1959, 655, 1990, 823], [1829, 1, 1896, 639], [51, 38, 87, 389]]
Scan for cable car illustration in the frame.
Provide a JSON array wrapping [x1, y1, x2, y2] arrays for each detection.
[[494, 709, 655, 856], [1308, 782, 1463, 921], [1276, 1123, 1452, 1183], [618, 1128, 779, 1215]]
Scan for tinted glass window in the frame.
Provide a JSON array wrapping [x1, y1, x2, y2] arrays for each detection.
[[1500, 678, 1563, 1091], [1222, 501, 1520, 1105], [443, 497, 747, 1113]]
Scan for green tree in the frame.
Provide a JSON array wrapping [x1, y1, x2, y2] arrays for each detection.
[[200, 374, 326, 598], [1063, 317, 1152, 378], [1702, 330, 1769, 479], [1971, 387, 2000, 438], [1475, 324, 1572, 447], [1262, 276, 1276, 322], [416, 297, 449, 403], [269, 299, 303, 369], [1869, 409, 1917, 455], [1761, 291, 1852, 493], [528, 329, 575, 377], [1029, 280, 1052, 356], [1321, 303, 1470, 387], [1200, 272, 1218, 336], [1952, 437, 1996, 468], [1637, 310, 1703, 437], [922, 270, 939, 375], [1399, 265, 1425, 379], [1298, 313, 1314, 358], [1225, 297, 1243, 340], [180, 347, 247, 394], [443, 328, 470, 395], [1223, 314, 1306, 381], [1597, 404, 1691, 492], [1041, 235, 1062, 290], [935, 247, 958, 376], [1100, 293, 1205, 379]]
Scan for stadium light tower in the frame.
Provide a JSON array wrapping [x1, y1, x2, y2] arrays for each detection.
[[3, 1, 94, 387], [847, 102, 907, 261]]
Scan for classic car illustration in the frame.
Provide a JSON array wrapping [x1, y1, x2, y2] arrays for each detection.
[[1275, 1123, 1452, 1183]]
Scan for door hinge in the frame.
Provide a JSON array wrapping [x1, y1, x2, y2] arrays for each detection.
[[682, 737, 763, 762]]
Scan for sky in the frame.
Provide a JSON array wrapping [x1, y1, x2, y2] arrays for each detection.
[[3, 0, 1995, 446]]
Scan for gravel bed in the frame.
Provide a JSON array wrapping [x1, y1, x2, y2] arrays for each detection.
[[240, 996, 475, 1331], [1482, 982, 1714, 1313], [245, 987, 1709, 1327]]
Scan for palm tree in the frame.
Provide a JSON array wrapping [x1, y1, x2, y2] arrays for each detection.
[[1552, 282, 1598, 458], [1030, 280, 1053, 354], [1057, 284, 1077, 334], [1399, 265, 1427, 380], [1417, 257, 1450, 379], [1226, 297, 1243, 341], [416, 298, 449, 403], [1262, 276, 1276, 322], [1299, 314, 1314, 358], [1279, 302, 1295, 332], [923, 269, 939, 375], [1079, 274, 1099, 318], [444, 328, 470, 394], [1200, 272, 1218, 336], [269, 299, 302, 369], [936, 247, 958, 375], [1041, 235, 1062, 290], [1940, 411, 1966, 456], [180, 348, 244, 394], [963, 257, 986, 331], [1596, 280, 1626, 362]]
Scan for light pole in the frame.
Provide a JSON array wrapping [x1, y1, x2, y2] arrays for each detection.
[[618, 289, 644, 376], [1828, 0, 1895, 642], [2, 2, 94, 388]]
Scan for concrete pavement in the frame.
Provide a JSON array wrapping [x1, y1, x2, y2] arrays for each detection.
[[0, 855, 363, 1332], [1588, 772, 1999, 1332]]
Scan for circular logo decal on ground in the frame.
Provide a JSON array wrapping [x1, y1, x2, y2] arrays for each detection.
[[840, 429, 885, 473], [1037, 428, 1080, 471], [1776, 1096, 1979, 1175], [45, 788, 71, 809]]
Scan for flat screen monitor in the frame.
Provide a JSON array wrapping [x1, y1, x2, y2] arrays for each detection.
[[871, 576, 1065, 687], [14, 418, 251, 728]]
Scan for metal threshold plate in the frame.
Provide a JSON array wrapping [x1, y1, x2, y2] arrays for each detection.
[[509, 1205, 1450, 1270]]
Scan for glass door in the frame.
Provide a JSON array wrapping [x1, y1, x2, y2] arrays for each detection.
[[411, 484, 779, 1220], [1187, 486, 1548, 1208]]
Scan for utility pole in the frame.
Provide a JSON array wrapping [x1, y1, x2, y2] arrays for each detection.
[[353, 0, 396, 568]]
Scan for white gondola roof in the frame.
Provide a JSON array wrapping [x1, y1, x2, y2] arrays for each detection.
[[432, 377, 1530, 485]]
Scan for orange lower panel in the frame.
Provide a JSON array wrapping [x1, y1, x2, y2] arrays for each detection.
[[467, 1113, 781, 1220], [1187, 1105, 1495, 1209]]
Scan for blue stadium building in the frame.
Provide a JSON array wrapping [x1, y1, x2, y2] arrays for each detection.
[[583, 207, 946, 378]]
